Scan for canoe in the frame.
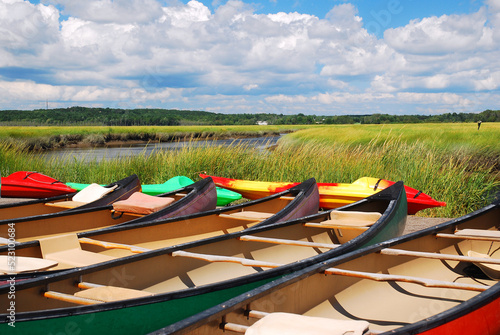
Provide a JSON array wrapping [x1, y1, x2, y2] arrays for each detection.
[[0, 178, 319, 277], [67, 176, 242, 206], [0, 177, 217, 245], [0, 181, 407, 334], [0, 171, 76, 198], [162, 198, 500, 335], [0, 174, 141, 221], [200, 174, 446, 214]]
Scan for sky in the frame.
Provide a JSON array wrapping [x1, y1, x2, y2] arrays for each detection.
[[1, 0, 499, 116]]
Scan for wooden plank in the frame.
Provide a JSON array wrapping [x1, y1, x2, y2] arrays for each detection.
[[324, 268, 489, 292], [171, 250, 282, 268], [79, 237, 152, 253], [238, 235, 340, 249], [436, 233, 500, 242], [380, 248, 500, 265], [43, 291, 103, 305], [304, 222, 369, 231], [222, 323, 248, 333], [218, 211, 273, 222], [77, 282, 104, 289]]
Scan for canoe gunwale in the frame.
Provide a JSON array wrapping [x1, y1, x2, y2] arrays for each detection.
[[0, 180, 406, 327], [160, 198, 500, 335]]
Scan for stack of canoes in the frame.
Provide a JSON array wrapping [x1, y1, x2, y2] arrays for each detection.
[[67, 176, 243, 206], [0, 178, 319, 277], [159, 197, 500, 335], [0, 176, 217, 246], [200, 174, 447, 214], [0, 180, 408, 334]]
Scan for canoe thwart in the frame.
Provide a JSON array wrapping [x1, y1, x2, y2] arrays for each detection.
[[324, 267, 490, 292], [171, 250, 282, 268], [74, 286, 154, 302], [436, 228, 500, 242], [218, 211, 274, 222], [44, 201, 87, 209], [79, 237, 152, 254], [379, 248, 500, 266], [43, 291, 103, 305], [238, 235, 340, 249]]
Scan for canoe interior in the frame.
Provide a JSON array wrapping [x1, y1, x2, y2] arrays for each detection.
[[0, 194, 74, 221], [0, 190, 193, 244], [183, 203, 500, 335]]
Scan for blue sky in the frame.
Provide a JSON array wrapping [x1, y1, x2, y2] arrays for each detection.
[[0, 0, 499, 115]]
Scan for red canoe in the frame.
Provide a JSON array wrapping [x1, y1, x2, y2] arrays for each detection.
[[0, 171, 76, 198], [200, 174, 446, 215]]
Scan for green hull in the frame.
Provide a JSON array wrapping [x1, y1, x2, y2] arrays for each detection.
[[67, 176, 242, 206], [3, 279, 270, 335]]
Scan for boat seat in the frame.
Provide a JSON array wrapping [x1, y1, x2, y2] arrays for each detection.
[[219, 211, 274, 222], [39, 233, 115, 268], [72, 183, 118, 203], [245, 312, 369, 335], [112, 192, 175, 215], [468, 251, 500, 280], [74, 286, 154, 302], [0, 255, 58, 274], [320, 211, 382, 227], [44, 200, 88, 209]]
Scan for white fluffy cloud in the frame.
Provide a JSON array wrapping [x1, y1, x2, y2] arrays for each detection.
[[0, 0, 499, 114]]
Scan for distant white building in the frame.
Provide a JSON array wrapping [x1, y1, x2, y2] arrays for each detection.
[[256, 121, 268, 125]]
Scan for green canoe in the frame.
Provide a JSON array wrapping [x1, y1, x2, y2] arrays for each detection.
[[66, 176, 241, 206]]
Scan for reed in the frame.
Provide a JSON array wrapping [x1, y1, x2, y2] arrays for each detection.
[[1, 137, 497, 218]]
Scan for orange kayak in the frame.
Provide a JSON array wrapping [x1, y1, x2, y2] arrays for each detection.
[[200, 174, 446, 214]]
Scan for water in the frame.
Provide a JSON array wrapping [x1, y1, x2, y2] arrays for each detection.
[[39, 136, 281, 162]]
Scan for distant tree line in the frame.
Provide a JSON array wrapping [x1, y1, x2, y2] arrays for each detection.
[[0, 107, 498, 126]]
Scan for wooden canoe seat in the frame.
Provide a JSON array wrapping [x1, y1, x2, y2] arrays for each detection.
[[74, 286, 154, 302], [112, 192, 175, 215], [468, 251, 500, 280], [0, 255, 58, 274], [244, 313, 369, 335], [72, 183, 118, 203], [219, 211, 274, 222], [44, 200, 88, 209], [39, 234, 115, 268], [322, 211, 382, 227]]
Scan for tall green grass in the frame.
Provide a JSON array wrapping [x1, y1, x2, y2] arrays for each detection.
[[1, 138, 497, 218]]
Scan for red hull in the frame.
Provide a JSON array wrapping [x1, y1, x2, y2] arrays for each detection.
[[0, 171, 76, 198]]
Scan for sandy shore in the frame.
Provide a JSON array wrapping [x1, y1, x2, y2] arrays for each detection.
[[0, 197, 451, 234]]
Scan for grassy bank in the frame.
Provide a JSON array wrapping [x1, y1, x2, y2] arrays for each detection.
[[1, 131, 498, 218], [0, 125, 310, 151]]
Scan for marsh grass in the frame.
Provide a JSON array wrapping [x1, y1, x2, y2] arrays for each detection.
[[1, 136, 497, 218]]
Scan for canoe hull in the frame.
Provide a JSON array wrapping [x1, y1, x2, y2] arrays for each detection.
[[161, 198, 499, 335], [200, 174, 445, 214], [0, 181, 406, 335], [0, 171, 76, 198]]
